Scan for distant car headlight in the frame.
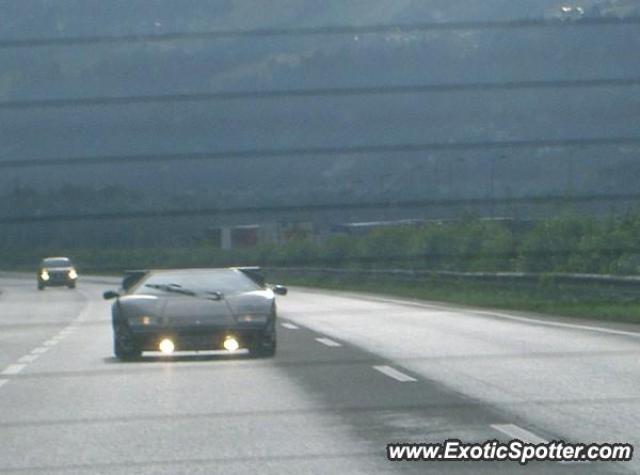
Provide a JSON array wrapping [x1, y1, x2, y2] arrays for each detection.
[[40, 270, 50, 281], [68, 268, 78, 279]]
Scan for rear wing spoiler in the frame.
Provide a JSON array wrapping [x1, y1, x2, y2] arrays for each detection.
[[122, 267, 267, 291], [236, 267, 266, 287], [122, 270, 149, 291]]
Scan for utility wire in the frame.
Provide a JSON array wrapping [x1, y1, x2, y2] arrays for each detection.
[[1, 136, 638, 170], [2, 77, 639, 110]]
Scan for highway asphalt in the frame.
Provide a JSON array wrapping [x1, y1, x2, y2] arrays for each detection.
[[0, 274, 637, 474]]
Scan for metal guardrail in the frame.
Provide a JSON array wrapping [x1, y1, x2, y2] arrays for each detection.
[[267, 267, 640, 288], [4, 268, 639, 292]]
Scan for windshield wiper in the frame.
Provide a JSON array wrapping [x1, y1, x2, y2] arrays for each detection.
[[204, 291, 224, 301], [145, 283, 224, 300], [145, 283, 197, 296]]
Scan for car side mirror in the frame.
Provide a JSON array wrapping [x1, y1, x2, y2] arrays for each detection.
[[272, 285, 288, 296], [103, 290, 120, 300]]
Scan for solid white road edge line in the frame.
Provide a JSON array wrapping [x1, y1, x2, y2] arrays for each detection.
[[373, 365, 417, 382], [281, 323, 299, 330], [352, 294, 640, 339], [31, 347, 49, 355], [473, 309, 640, 338], [0, 379, 8, 389]]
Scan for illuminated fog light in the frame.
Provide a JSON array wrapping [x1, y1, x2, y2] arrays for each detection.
[[140, 316, 151, 326], [223, 337, 239, 352], [40, 270, 50, 281], [159, 338, 175, 354], [68, 268, 78, 279]]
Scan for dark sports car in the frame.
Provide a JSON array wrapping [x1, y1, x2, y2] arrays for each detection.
[[103, 267, 287, 360]]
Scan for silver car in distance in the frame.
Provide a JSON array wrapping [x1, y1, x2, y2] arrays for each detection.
[[37, 256, 78, 290]]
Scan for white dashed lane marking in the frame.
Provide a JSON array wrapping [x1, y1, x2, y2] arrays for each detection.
[[315, 337, 342, 347], [18, 354, 39, 364], [1, 364, 26, 376], [491, 424, 587, 464], [0, 309, 85, 391], [372, 365, 417, 382], [491, 424, 547, 444], [281, 323, 299, 330]]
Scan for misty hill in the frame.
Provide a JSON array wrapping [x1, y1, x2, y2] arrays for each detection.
[[0, 0, 639, 228]]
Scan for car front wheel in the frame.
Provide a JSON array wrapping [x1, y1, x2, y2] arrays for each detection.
[[249, 325, 276, 358], [113, 325, 142, 361]]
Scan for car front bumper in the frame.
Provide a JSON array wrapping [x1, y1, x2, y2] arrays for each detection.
[[126, 325, 271, 351], [38, 274, 76, 286]]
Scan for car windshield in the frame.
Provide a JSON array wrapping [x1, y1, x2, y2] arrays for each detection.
[[134, 269, 260, 296], [42, 258, 72, 268]]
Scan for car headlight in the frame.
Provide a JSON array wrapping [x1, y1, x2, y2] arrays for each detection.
[[237, 314, 269, 324], [223, 336, 240, 352], [130, 315, 155, 326], [159, 338, 175, 354], [68, 268, 78, 279], [40, 270, 50, 281]]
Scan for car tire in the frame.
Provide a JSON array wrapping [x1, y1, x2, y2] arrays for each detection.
[[113, 325, 142, 361], [249, 327, 276, 358], [37, 284, 44, 291], [258, 340, 276, 357], [67, 283, 76, 289]]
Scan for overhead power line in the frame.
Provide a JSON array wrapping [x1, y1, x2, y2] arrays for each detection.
[[1, 136, 638, 170], [2, 192, 639, 225], [2, 77, 639, 111], [1, 16, 638, 49]]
